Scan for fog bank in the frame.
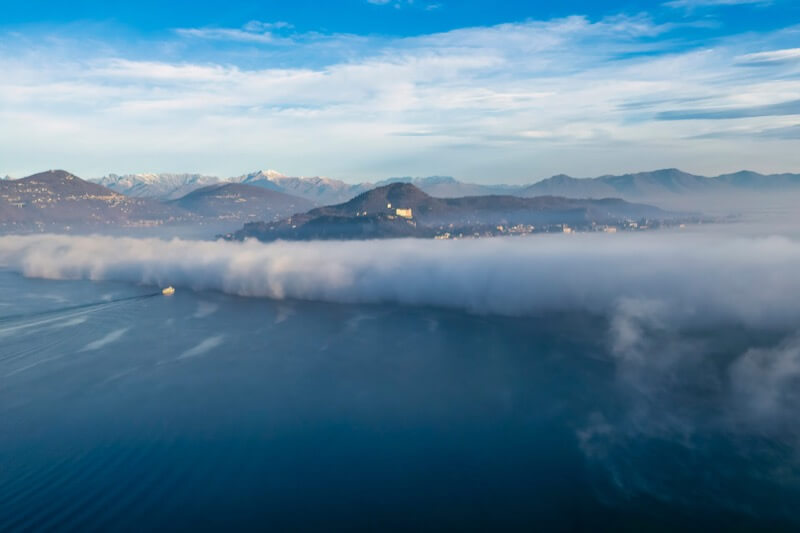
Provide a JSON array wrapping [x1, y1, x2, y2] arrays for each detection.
[[1, 233, 800, 329], [4, 232, 800, 514]]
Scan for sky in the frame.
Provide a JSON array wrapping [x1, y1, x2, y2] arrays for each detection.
[[1, 0, 799, 182]]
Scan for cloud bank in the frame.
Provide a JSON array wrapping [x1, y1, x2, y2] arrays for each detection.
[[2, 233, 800, 330]]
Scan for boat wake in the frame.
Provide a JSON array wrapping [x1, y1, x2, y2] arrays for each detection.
[[0, 292, 161, 327]]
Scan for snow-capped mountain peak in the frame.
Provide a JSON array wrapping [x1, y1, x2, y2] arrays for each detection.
[[95, 173, 222, 200], [233, 169, 287, 183], [232, 171, 372, 205]]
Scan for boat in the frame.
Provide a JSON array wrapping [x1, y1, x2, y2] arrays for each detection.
[[162, 286, 176, 296]]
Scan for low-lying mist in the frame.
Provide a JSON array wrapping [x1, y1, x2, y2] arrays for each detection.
[[1, 232, 799, 329], [3, 231, 800, 516]]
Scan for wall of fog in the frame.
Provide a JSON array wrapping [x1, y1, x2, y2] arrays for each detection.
[[1, 232, 800, 330]]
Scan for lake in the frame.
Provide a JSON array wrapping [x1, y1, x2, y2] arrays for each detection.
[[1, 268, 798, 531]]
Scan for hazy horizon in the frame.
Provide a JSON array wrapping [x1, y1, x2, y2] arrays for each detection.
[[6, 166, 800, 186]]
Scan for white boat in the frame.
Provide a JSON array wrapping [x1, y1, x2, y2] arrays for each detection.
[[162, 286, 176, 296]]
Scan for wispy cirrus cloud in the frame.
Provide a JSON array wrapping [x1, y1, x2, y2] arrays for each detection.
[[737, 47, 800, 65], [176, 20, 295, 44], [692, 123, 800, 139], [658, 98, 800, 120]]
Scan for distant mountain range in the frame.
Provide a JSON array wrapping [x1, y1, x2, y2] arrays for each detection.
[[232, 170, 371, 205], [96, 170, 371, 205], [95, 172, 521, 204], [380, 170, 800, 212], [168, 183, 314, 222], [5, 167, 799, 233], [0, 171, 312, 230], [0, 170, 184, 230], [97, 173, 221, 200], [229, 182, 675, 242], [94, 169, 800, 211], [519, 169, 800, 211]]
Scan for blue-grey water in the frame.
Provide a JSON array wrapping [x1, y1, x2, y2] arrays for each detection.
[[1, 269, 799, 531]]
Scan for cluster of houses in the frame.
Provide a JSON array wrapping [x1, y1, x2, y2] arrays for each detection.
[[431, 218, 689, 240]]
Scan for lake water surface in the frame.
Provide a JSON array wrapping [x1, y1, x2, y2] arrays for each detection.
[[1, 269, 798, 531]]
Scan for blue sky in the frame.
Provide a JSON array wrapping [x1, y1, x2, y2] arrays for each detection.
[[1, 0, 799, 182]]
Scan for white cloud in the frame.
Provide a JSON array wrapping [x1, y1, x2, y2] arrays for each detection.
[[1, 16, 800, 179], [737, 47, 800, 64], [175, 20, 295, 45], [3, 233, 800, 330], [243, 21, 294, 31], [176, 27, 283, 44]]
